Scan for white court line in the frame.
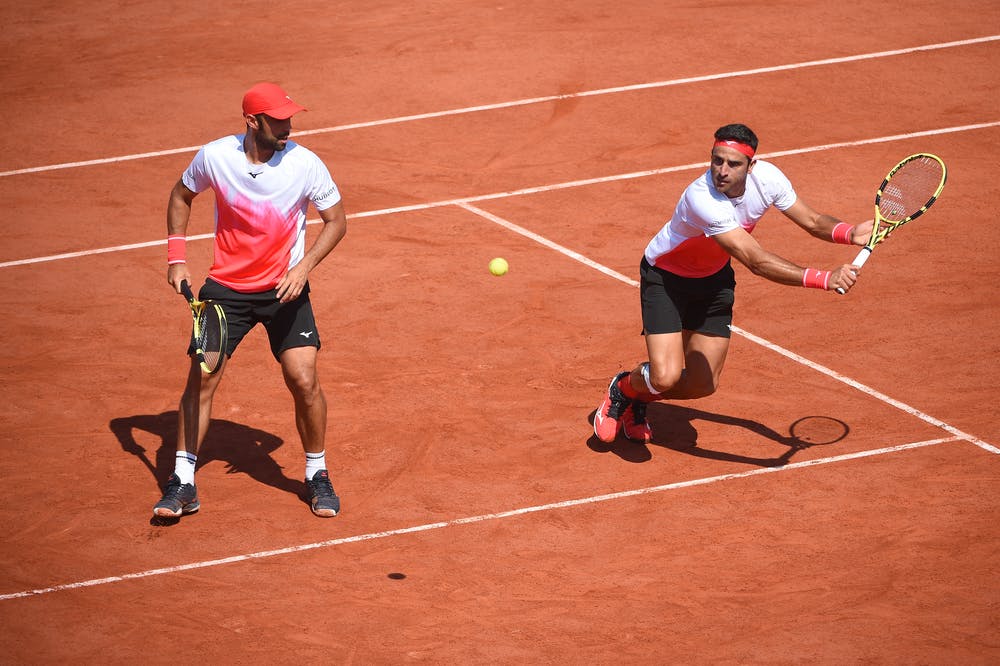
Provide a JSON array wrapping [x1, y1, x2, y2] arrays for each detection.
[[0, 436, 961, 601], [3, 120, 999, 270], [1, 38, 995, 603], [458, 203, 1000, 456], [1, 35, 997, 178]]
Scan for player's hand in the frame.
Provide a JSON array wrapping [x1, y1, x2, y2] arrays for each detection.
[[276, 265, 309, 303], [851, 219, 875, 246], [829, 264, 860, 293], [167, 263, 191, 293]]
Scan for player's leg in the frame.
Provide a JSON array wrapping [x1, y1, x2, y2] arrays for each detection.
[[280, 346, 327, 455], [652, 330, 731, 399], [269, 288, 339, 517], [619, 261, 734, 441], [280, 346, 338, 517], [153, 354, 228, 518], [154, 280, 247, 518], [594, 258, 683, 443], [617, 331, 686, 443]]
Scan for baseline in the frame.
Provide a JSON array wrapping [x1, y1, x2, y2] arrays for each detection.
[[2, 35, 997, 178], [0, 436, 961, 602]]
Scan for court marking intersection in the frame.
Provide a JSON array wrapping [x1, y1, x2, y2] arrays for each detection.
[[2, 35, 997, 604]]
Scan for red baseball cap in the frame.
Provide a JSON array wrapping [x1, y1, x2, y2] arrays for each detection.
[[241, 82, 306, 119]]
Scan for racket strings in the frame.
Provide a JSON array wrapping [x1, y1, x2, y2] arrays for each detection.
[[199, 304, 226, 370], [879, 157, 944, 221]]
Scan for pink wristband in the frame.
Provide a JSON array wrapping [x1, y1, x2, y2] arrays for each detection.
[[167, 235, 187, 265], [802, 268, 831, 290], [831, 222, 854, 244]]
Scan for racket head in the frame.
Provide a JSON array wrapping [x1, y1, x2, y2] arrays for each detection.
[[194, 302, 228, 374], [179, 280, 228, 374], [870, 153, 947, 244]]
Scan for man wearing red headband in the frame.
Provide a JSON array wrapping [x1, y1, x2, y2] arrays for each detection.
[[155, 82, 348, 519], [594, 123, 872, 444]]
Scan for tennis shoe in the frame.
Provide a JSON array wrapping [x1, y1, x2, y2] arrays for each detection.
[[307, 469, 340, 518], [622, 400, 652, 443], [152, 473, 200, 518], [594, 371, 632, 443]]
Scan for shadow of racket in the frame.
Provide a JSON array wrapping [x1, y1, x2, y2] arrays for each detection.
[[786, 415, 850, 450]]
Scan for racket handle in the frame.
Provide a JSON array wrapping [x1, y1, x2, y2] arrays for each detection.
[[835, 247, 872, 294], [179, 280, 195, 302], [850, 246, 873, 268]]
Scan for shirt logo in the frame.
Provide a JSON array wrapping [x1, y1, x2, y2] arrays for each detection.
[[300, 331, 314, 339]]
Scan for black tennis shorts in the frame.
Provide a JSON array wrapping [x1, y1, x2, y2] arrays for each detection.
[[194, 278, 322, 360], [639, 257, 736, 337]]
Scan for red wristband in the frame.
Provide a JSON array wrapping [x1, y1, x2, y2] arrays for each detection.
[[802, 268, 831, 290], [167, 235, 187, 265], [831, 223, 854, 244]]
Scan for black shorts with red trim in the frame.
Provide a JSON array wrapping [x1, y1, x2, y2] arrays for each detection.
[[639, 257, 735, 337], [193, 278, 321, 360]]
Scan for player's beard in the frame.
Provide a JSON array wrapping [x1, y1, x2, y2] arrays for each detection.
[[254, 132, 288, 153], [270, 135, 289, 152]]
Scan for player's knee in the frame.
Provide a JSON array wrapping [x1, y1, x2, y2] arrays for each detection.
[[282, 365, 318, 397], [646, 364, 682, 394]]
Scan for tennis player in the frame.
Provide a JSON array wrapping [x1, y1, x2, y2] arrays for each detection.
[[593, 123, 873, 444], [154, 82, 348, 518]]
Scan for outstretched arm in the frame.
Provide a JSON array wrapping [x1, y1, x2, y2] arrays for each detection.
[[712, 225, 859, 293], [781, 197, 873, 246]]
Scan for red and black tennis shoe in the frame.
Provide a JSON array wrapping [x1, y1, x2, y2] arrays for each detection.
[[594, 371, 632, 443], [621, 400, 652, 443]]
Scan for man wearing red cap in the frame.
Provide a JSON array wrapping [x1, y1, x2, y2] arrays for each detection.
[[155, 82, 347, 519], [593, 123, 873, 445]]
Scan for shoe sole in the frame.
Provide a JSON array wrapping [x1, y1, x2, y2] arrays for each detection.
[[152, 502, 200, 518], [311, 505, 339, 518]]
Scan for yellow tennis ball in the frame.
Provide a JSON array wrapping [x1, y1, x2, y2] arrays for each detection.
[[489, 257, 509, 276]]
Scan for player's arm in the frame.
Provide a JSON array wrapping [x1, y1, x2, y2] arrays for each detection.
[[712, 226, 859, 292], [780, 198, 873, 246], [166, 179, 199, 292], [276, 201, 348, 303]]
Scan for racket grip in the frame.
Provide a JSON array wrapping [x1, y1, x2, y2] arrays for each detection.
[[835, 247, 872, 294], [179, 280, 194, 301], [851, 246, 872, 268]]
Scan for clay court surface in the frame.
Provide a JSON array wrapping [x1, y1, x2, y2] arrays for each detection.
[[2, 1, 999, 663]]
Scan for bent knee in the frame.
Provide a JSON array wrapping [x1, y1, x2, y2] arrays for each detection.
[[646, 365, 682, 395]]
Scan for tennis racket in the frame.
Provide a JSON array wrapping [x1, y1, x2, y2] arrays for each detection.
[[180, 280, 227, 374], [836, 153, 947, 293]]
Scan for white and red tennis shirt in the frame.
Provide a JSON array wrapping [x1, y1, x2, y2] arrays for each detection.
[[644, 160, 797, 278], [182, 135, 342, 292]]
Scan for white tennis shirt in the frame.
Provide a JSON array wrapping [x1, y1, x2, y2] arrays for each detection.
[[182, 134, 342, 292], [644, 160, 797, 277]]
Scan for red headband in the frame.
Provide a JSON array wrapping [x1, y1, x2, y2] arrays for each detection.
[[713, 139, 755, 159]]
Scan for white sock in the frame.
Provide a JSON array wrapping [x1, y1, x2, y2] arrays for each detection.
[[305, 450, 327, 480], [174, 451, 197, 485]]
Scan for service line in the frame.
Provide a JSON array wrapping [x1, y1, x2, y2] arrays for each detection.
[[2, 120, 999, 270]]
